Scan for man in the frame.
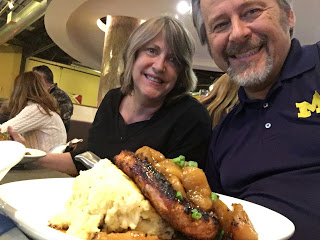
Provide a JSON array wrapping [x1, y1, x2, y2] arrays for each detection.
[[192, 0, 320, 239], [33, 65, 73, 132]]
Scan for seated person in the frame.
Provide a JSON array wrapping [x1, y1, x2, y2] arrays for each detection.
[[1, 71, 67, 152], [192, 0, 320, 238], [0, 100, 10, 124], [10, 16, 212, 176], [33, 65, 74, 132]]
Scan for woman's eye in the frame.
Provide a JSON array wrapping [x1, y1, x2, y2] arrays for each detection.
[[147, 48, 157, 54], [168, 57, 176, 63], [168, 56, 180, 67]]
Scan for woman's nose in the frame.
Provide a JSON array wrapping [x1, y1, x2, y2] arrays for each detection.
[[229, 18, 251, 43], [152, 56, 166, 73]]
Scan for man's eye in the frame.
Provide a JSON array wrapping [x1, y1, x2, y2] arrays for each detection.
[[243, 8, 262, 19], [213, 22, 229, 32]]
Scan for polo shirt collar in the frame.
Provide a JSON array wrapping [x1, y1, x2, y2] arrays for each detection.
[[279, 38, 317, 81], [235, 38, 318, 114]]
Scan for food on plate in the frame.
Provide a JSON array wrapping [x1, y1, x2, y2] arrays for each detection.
[[114, 150, 219, 240], [25, 151, 31, 155], [50, 146, 257, 240], [92, 231, 161, 240], [114, 146, 258, 240], [0, 130, 10, 141], [49, 159, 174, 240]]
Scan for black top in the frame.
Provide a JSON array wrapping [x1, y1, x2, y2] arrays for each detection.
[[49, 83, 74, 132], [205, 39, 320, 240], [73, 88, 212, 171]]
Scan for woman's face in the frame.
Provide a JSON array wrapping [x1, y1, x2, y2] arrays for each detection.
[[131, 31, 181, 104]]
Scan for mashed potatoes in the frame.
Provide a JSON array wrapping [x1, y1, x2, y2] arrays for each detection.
[[49, 159, 174, 240]]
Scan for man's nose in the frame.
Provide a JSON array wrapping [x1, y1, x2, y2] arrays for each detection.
[[229, 18, 251, 43]]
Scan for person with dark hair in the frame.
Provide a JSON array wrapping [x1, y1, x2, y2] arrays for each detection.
[[33, 65, 73, 132], [1, 71, 66, 152], [191, 0, 320, 239], [10, 16, 211, 176]]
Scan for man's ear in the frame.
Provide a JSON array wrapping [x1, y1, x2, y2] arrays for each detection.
[[288, 10, 295, 30]]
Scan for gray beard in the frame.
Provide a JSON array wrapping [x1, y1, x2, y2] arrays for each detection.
[[227, 53, 274, 87]]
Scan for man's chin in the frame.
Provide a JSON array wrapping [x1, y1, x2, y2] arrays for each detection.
[[228, 69, 266, 87]]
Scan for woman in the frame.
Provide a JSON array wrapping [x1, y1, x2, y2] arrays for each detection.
[[12, 16, 211, 176], [200, 74, 239, 128], [1, 71, 66, 152]]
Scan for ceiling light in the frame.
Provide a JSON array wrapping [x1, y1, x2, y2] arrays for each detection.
[[7, 11, 16, 25], [176, 1, 191, 15], [8, 0, 14, 10], [97, 18, 106, 32], [97, 16, 145, 33]]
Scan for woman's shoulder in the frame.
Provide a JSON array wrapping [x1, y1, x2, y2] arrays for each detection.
[[159, 94, 211, 124], [100, 88, 122, 105], [169, 94, 209, 113], [24, 102, 41, 111], [25, 102, 55, 116], [105, 88, 122, 98]]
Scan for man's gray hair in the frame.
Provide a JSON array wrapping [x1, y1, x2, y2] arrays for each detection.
[[191, 0, 293, 46]]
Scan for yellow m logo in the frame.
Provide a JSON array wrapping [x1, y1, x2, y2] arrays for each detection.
[[296, 91, 320, 118]]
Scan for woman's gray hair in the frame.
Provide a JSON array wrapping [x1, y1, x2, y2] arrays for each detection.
[[120, 15, 197, 103], [191, 0, 294, 47]]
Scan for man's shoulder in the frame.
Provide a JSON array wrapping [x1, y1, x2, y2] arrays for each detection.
[[213, 104, 240, 132], [51, 86, 72, 102]]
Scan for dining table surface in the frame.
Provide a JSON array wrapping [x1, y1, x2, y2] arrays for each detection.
[[0, 163, 72, 240]]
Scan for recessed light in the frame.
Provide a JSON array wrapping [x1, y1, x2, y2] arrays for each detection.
[[176, 1, 191, 15]]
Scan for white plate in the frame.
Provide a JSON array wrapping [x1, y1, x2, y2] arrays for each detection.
[[21, 148, 46, 164], [0, 141, 25, 182], [49, 144, 67, 153], [0, 178, 295, 240]]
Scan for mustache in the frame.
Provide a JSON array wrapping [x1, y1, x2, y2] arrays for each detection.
[[225, 36, 268, 56]]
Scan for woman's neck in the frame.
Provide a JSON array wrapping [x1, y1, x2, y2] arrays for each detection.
[[119, 94, 164, 125]]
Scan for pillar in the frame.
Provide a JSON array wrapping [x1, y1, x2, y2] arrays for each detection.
[[98, 16, 140, 105]]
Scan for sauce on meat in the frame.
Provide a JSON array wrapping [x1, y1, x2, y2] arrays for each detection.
[[135, 146, 258, 240]]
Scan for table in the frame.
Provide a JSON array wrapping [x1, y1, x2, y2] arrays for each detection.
[[0, 163, 72, 239], [1, 162, 71, 185]]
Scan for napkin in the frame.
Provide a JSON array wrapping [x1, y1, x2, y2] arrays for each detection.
[[0, 213, 15, 235]]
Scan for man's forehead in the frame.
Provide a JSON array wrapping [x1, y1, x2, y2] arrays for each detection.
[[200, 0, 270, 10]]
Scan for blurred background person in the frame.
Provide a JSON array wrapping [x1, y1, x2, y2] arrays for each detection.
[[13, 15, 212, 176], [33, 65, 73, 132], [200, 74, 239, 128], [0, 71, 66, 152], [0, 100, 10, 124]]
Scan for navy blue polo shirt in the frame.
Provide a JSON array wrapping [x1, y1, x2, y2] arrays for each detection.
[[205, 39, 320, 240]]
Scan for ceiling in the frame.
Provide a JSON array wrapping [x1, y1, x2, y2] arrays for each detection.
[[0, 0, 76, 65], [44, 0, 320, 73], [1, 0, 320, 75]]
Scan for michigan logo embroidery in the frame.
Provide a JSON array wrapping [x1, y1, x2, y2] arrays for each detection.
[[296, 91, 320, 118]]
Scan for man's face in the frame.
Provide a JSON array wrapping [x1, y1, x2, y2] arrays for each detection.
[[200, 0, 295, 88]]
